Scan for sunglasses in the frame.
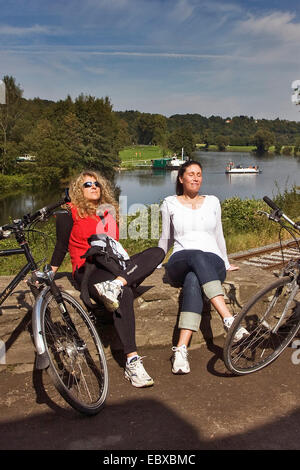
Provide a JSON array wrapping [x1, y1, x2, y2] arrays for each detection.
[[82, 181, 101, 189]]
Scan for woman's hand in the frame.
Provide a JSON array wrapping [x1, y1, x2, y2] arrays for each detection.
[[227, 264, 239, 271]]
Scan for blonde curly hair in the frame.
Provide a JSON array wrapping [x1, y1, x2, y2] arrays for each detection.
[[68, 170, 119, 223]]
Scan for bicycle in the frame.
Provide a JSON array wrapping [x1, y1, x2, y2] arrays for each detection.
[[0, 191, 108, 415], [224, 195, 300, 375]]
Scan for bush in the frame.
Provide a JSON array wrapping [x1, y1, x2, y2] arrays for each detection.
[[0, 173, 33, 192], [221, 197, 267, 234], [221, 188, 300, 237]]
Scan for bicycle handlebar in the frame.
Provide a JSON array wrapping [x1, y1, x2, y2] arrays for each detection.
[[0, 188, 70, 239], [263, 196, 281, 212], [263, 195, 300, 231]]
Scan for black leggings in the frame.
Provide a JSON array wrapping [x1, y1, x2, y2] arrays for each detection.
[[74, 247, 164, 355]]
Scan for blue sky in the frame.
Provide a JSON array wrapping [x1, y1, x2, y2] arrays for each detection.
[[1, 0, 300, 120]]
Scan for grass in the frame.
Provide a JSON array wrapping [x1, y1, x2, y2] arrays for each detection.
[[119, 144, 257, 168], [119, 145, 173, 169], [196, 144, 256, 152]]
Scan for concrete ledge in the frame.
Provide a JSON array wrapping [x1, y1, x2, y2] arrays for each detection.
[[0, 260, 276, 368]]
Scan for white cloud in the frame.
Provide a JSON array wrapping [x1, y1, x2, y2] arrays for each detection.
[[0, 24, 56, 36], [169, 0, 196, 22], [237, 11, 300, 42]]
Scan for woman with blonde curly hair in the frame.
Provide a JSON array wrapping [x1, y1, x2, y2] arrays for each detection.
[[51, 170, 164, 388]]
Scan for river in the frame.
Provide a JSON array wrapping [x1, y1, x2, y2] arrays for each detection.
[[0, 151, 299, 225]]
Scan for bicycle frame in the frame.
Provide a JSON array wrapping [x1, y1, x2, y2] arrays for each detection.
[[272, 279, 299, 334], [0, 244, 37, 306]]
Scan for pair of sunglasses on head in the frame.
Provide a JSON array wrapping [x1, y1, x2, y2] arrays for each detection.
[[82, 181, 101, 189]]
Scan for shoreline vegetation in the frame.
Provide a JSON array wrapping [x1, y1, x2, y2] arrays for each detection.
[[119, 143, 296, 169], [0, 144, 259, 189], [1, 140, 296, 191], [0, 185, 299, 276]]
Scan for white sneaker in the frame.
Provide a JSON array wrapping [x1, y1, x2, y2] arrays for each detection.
[[171, 344, 190, 374], [124, 356, 154, 388], [94, 280, 122, 312], [223, 316, 249, 343]]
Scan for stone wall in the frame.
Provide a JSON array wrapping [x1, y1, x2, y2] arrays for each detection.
[[0, 260, 276, 369]]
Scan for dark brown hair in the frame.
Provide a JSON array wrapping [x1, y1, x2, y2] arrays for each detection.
[[176, 160, 203, 195]]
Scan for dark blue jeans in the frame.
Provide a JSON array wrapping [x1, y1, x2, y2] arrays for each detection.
[[166, 250, 226, 331]]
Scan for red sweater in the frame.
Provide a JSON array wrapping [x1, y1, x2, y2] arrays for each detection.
[[69, 205, 119, 273]]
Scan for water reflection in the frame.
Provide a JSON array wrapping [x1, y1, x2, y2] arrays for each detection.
[[0, 189, 62, 226], [170, 170, 178, 184], [226, 173, 259, 187]]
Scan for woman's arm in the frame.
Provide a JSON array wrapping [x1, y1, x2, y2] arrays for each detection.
[[50, 210, 73, 271], [214, 199, 232, 270], [158, 200, 174, 255]]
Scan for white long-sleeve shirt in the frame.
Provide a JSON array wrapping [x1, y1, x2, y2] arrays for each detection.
[[158, 195, 230, 269]]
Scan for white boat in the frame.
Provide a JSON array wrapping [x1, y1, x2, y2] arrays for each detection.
[[166, 155, 185, 169], [225, 162, 262, 174], [166, 148, 188, 169]]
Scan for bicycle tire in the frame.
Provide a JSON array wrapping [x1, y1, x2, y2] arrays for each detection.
[[40, 290, 108, 415], [224, 276, 300, 375]]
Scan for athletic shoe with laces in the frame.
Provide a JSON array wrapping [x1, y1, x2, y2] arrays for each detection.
[[124, 356, 154, 388], [94, 280, 122, 312], [223, 316, 249, 343], [171, 344, 190, 374]]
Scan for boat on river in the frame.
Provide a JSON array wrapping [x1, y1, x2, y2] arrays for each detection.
[[151, 157, 172, 169], [225, 161, 262, 174], [152, 148, 188, 170], [166, 155, 185, 169]]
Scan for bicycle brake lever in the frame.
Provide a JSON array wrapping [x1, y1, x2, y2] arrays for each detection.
[[257, 210, 269, 217]]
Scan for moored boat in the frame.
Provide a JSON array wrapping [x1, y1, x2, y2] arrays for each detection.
[[166, 156, 185, 169], [152, 148, 189, 170], [225, 161, 262, 174], [151, 157, 172, 169]]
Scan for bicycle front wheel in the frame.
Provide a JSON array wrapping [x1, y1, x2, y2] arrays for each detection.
[[224, 276, 300, 375], [41, 291, 108, 415]]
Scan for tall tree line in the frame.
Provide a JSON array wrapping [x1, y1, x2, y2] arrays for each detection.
[[0, 76, 129, 182], [1, 76, 300, 184]]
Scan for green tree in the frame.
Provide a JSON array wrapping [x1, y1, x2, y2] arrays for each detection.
[[202, 129, 213, 150], [0, 76, 24, 174], [215, 135, 229, 151], [74, 94, 121, 177], [168, 125, 196, 156], [274, 138, 284, 155], [293, 137, 300, 155], [252, 129, 274, 154], [137, 113, 167, 145]]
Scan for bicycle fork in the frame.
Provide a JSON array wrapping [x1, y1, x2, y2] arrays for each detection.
[[32, 272, 86, 370], [32, 285, 51, 369]]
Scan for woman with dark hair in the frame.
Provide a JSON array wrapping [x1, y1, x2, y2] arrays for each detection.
[[51, 170, 164, 387], [158, 160, 248, 374]]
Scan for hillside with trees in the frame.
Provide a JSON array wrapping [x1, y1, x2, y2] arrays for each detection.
[[1, 75, 300, 191]]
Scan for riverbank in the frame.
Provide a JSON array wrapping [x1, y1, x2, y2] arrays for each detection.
[[119, 144, 257, 169], [118, 144, 289, 169]]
